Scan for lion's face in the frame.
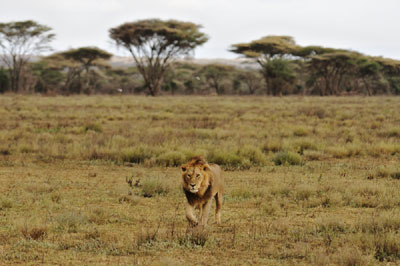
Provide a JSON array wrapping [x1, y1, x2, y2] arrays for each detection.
[[182, 165, 209, 194]]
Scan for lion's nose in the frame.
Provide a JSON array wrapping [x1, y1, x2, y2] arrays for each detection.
[[190, 183, 196, 188]]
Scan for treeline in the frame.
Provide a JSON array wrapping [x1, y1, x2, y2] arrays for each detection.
[[0, 59, 265, 95], [1, 20, 400, 96]]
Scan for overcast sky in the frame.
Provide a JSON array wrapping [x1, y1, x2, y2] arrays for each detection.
[[2, 0, 399, 59]]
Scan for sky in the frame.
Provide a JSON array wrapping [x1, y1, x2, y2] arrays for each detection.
[[1, 0, 399, 59]]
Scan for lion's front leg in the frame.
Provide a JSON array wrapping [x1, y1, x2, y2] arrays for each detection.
[[200, 200, 212, 226], [199, 204, 203, 220], [185, 203, 198, 226]]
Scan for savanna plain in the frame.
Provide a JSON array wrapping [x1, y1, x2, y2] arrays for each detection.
[[0, 95, 400, 265]]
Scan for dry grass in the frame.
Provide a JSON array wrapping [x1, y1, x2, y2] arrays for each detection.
[[0, 95, 400, 265]]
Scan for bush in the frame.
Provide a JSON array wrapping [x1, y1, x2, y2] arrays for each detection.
[[156, 151, 185, 167], [263, 140, 283, 153], [141, 176, 171, 197], [238, 146, 266, 165], [121, 146, 153, 164], [273, 151, 302, 166], [207, 149, 244, 169], [293, 139, 316, 154]]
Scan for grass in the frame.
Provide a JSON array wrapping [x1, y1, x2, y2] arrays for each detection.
[[0, 95, 400, 265], [273, 151, 303, 165]]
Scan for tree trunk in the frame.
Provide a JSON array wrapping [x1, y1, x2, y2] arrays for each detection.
[[146, 77, 163, 96], [9, 68, 20, 92]]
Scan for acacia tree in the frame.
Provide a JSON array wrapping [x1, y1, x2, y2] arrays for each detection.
[[31, 60, 64, 93], [199, 64, 235, 95], [355, 56, 384, 95], [0, 68, 9, 93], [59, 47, 112, 93], [374, 57, 400, 94], [109, 19, 208, 96], [0, 20, 55, 92], [236, 70, 264, 95], [43, 54, 82, 94], [304, 51, 361, 95], [230, 36, 297, 95]]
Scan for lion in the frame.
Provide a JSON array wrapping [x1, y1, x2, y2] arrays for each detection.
[[181, 156, 224, 227]]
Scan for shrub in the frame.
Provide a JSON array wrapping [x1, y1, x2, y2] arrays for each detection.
[[238, 146, 266, 165], [121, 146, 153, 164], [293, 139, 316, 154], [141, 176, 171, 197], [156, 151, 185, 167], [263, 140, 283, 153], [207, 149, 243, 169], [273, 151, 302, 166]]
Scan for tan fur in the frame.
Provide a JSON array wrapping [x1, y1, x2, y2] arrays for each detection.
[[181, 156, 224, 227]]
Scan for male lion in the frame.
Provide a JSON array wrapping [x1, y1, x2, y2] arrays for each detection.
[[181, 156, 224, 227]]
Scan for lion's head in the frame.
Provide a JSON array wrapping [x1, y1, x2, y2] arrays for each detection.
[[181, 156, 210, 194]]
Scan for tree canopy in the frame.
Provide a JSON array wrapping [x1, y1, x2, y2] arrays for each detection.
[[199, 64, 235, 95], [230, 35, 297, 59], [46, 47, 112, 94], [60, 47, 112, 72], [230, 36, 298, 95], [0, 20, 55, 92], [109, 19, 208, 95]]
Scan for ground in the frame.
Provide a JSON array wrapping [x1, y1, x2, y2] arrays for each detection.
[[0, 95, 399, 265]]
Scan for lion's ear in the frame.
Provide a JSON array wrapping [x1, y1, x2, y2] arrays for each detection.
[[181, 165, 187, 172], [203, 164, 210, 171]]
